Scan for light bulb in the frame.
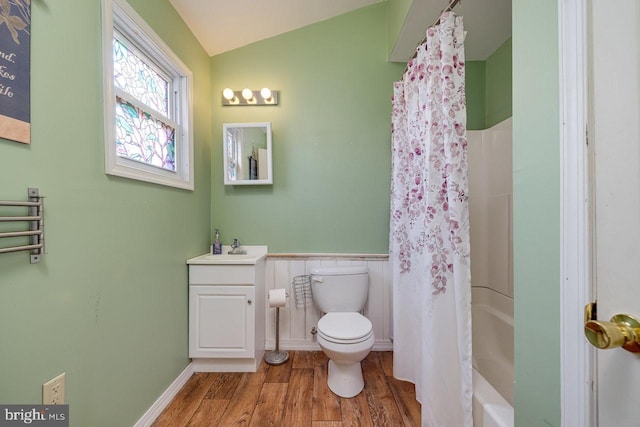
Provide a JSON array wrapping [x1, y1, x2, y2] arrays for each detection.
[[260, 87, 271, 99], [242, 88, 253, 100], [222, 88, 234, 100]]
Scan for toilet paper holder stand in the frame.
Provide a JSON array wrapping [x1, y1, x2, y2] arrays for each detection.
[[265, 290, 289, 365]]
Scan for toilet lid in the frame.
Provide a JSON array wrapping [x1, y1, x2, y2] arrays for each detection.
[[317, 312, 373, 342]]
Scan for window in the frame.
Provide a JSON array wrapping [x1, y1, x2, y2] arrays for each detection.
[[102, 0, 194, 189]]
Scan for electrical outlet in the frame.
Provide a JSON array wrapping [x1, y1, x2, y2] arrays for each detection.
[[43, 373, 65, 405]]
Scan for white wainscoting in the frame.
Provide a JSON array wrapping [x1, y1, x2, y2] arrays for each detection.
[[264, 254, 393, 351]]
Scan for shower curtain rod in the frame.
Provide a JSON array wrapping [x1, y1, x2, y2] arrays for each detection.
[[431, 0, 461, 28], [404, 0, 462, 68]]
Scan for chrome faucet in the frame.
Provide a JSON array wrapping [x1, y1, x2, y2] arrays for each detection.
[[229, 239, 246, 255]]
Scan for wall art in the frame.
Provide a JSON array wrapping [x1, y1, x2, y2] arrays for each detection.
[[0, 0, 30, 144]]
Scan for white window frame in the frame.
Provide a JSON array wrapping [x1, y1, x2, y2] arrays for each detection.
[[102, 0, 194, 190]]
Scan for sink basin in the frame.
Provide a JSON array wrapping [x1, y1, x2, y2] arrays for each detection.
[[187, 245, 268, 265]]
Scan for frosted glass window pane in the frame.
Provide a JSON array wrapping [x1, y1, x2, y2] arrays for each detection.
[[115, 96, 175, 171]]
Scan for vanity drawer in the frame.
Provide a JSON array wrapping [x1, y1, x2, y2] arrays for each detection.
[[189, 264, 257, 285]]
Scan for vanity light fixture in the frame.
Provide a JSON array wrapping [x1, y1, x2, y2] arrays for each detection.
[[222, 88, 237, 104], [241, 88, 257, 105], [222, 87, 279, 106]]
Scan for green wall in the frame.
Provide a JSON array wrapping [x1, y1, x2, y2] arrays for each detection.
[[466, 37, 512, 130], [210, 3, 405, 254], [513, 0, 561, 425], [0, 1, 211, 426], [486, 37, 513, 127], [466, 61, 487, 130]]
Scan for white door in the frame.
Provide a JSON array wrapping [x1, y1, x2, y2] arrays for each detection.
[[589, 1, 640, 425]]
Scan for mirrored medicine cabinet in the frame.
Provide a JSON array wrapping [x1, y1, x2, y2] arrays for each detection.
[[223, 122, 273, 185]]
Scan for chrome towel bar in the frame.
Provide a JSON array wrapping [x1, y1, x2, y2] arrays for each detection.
[[0, 188, 44, 263], [0, 215, 43, 222]]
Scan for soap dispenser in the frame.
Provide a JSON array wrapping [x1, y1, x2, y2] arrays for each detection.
[[212, 229, 222, 255]]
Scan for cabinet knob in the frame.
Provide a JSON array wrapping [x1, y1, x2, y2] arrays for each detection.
[[248, 299, 252, 305]]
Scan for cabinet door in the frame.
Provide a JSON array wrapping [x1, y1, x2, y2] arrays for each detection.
[[189, 285, 255, 358]]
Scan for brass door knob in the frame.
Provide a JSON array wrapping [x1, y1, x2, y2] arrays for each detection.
[[584, 313, 640, 353]]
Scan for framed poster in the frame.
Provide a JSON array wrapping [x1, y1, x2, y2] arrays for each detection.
[[0, 0, 30, 144]]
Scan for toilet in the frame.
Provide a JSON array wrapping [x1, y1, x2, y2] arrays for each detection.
[[310, 266, 375, 398]]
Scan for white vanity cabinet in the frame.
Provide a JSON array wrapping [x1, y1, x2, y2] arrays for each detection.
[[189, 285, 255, 358], [187, 246, 267, 372]]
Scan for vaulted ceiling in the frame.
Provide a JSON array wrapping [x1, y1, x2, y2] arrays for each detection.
[[168, 0, 511, 61]]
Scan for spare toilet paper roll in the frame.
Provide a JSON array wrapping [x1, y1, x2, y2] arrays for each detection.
[[268, 288, 287, 308]]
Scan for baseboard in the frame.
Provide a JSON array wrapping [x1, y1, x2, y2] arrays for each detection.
[[134, 362, 195, 427], [373, 340, 393, 351], [265, 339, 321, 351], [265, 339, 393, 352]]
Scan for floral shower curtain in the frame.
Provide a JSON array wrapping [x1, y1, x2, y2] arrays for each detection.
[[390, 12, 472, 426]]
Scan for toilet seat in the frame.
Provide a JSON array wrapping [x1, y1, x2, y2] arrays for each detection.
[[317, 312, 373, 344]]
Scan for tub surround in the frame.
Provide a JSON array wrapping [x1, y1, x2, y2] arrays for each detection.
[[473, 368, 514, 427], [472, 287, 514, 405], [468, 117, 514, 299], [468, 117, 514, 427], [472, 287, 514, 427]]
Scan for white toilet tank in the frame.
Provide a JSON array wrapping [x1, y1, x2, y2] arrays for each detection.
[[310, 266, 369, 313]]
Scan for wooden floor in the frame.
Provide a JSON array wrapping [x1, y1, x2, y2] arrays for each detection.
[[152, 351, 421, 427]]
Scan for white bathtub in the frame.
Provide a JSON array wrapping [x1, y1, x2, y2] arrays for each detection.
[[472, 287, 514, 427]]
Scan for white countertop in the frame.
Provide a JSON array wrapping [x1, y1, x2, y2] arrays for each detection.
[[186, 245, 268, 265]]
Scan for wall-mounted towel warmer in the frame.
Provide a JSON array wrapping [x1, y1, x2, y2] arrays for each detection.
[[0, 188, 44, 263]]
